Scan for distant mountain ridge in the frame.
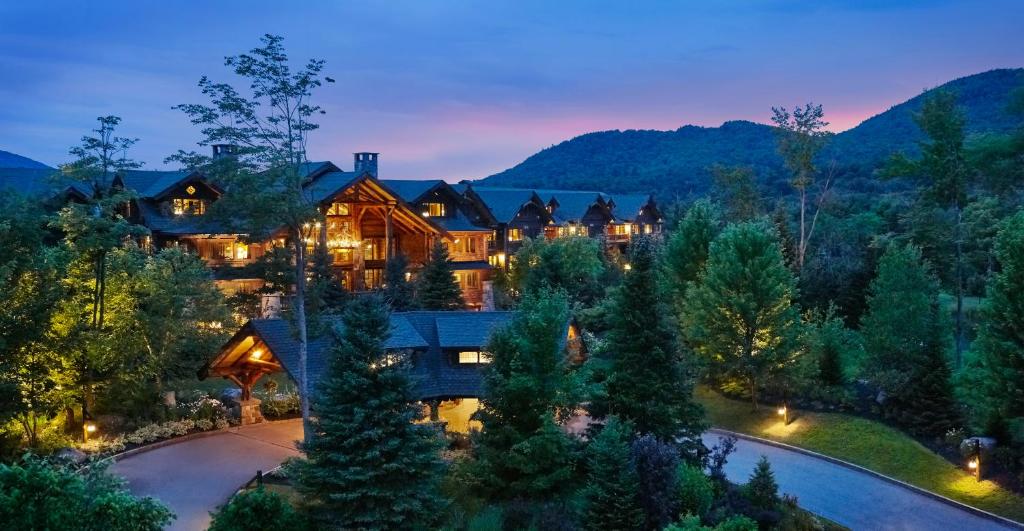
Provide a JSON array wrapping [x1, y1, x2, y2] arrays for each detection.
[[479, 68, 1024, 198], [0, 150, 51, 170]]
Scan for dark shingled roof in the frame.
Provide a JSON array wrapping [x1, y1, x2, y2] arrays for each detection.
[[118, 170, 194, 199], [609, 194, 652, 221], [303, 170, 358, 204], [246, 311, 516, 401], [0, 167, 92, 199], [541, 190, 608, 223], [379, 179, 445, 203], [467, 187, 544, 224], [135, 200, 228, 235]]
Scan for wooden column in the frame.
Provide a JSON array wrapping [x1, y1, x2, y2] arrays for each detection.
[[385, 205, 395, 259], [352, 203, 365, 291]]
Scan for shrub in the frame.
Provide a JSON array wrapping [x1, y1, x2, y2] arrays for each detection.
[[208, 487, 303, 531], [631, 435, 680, 530], [215, 418, 230, 430], [714, 515, 758, 531], [260, 392, 301, 419], [677, 464, 714, 518], [466, 505, 503, 531], [196, 419, 214, 431], [745, 456, 779, 510], [0, 455, 173, 530]]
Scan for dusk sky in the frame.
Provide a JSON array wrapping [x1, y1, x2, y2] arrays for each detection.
[[1, 1, 1021, 181]]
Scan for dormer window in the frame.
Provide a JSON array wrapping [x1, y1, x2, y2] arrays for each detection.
[[424, 202, 446, 217], [173, 198, 205, 215], [457, 351, 492, 364]]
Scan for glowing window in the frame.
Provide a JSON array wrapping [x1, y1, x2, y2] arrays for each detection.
[[425, 203, 446, 217], [327, 203, 350, 215], [508, 228, 523, 242], [458, 351, 492, 364], [172, 198, 205, 215]]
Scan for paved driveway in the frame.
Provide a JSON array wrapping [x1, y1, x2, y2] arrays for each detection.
[[112, 420, 303, 531], [702, 432, 1019, 531]]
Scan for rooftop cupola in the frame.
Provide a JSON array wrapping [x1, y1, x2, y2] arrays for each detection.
[[353, 152, 379, 177]]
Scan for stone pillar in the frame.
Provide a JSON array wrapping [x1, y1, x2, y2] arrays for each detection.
[[239, 398, 263, 425]]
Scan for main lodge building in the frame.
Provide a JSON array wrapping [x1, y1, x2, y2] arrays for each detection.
[[1, 150, 657, 431]]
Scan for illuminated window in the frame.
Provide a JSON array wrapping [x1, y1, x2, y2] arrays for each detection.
[[611, 224, 632, 236], [327, 203, 350, 215], [508, 228, 523, 241], [172, 198, 205, 215], [425, 202, 446, 217], [364, 238, 385, 260], [458, 351, 491, 364], [454, 237, 479, 254], [644, 224, 653, 234], [234, 242, 249, 260], [364, 268, 383, 289], [465, 271, 480, 289]]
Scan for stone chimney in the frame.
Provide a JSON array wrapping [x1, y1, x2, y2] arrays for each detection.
[[353, 152, 379, 177], [212, 144, 238, 160]]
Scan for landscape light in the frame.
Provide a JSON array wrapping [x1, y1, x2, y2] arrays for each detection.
[[777, 405, 789, 425], [623, 263, 632, 271], [83, 421, 97, 443], [968, 458, 978, 470]]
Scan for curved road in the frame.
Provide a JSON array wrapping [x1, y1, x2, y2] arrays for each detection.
[[702, 432, 1020, 530], [112, 420, 302, 531], [111, 420, 1017, 530]]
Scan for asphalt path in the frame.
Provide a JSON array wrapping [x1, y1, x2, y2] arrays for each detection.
[[112, 420, 302, 531], [702, 432, 1020, 531]]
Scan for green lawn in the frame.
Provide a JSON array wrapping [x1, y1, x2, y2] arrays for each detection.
[[697, 387, 1024, 523]]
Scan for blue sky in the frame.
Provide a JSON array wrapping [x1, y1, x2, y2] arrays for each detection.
[[1, 0, 1021, 180]]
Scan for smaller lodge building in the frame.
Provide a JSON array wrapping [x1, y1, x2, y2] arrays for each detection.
[[205, 312, 584, 432]]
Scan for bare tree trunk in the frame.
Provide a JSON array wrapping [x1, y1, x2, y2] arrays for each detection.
[[798, 188, 807, 271], [954, 203, 965, 368], [750, 376, 759, 411], [293, 231, 311, 445]]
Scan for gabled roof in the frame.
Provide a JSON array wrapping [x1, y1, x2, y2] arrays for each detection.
[[298, 161, 341, 182], [608, 194, 655, 222], [465, 186, 548, 224], [379, 179, 446, 203], [134, 200, 228, 236], [541, 190, 609, 224], [0, 167, 92, 200], [116, 170, 197, 199]]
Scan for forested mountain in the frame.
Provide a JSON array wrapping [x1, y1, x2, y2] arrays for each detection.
[[479, 69, 1024, 199], [0, 150, 50, 169]]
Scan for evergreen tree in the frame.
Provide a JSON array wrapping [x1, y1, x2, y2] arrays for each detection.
[[804, 305, 858, 388], [474, 289, 577, 500], [974, 211, 1024, 422], [306, 243, 349, 327], [380, 252, 416, 311], [580, 417, 644, 531], [511, 236, 605, 307], [745, 456, 779, 511], [860, 243, 959, 433], [416, 241, 464, 310], [289, 295, 445, 529], [685, 222, 800, 409], [884, 90, 973, 366], [710, 165, 763, 222], [606, 236, 707, 456]]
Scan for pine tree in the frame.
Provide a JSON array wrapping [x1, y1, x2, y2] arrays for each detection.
[[580, 417, 644, 531], [305, 243, 348, 333], [974, 211, 1024, 422], [631, 435, 680, 531], [606, 236, 707, 457], [474, 289, 577, 500], [289, 295, 445, 529], [684, 222, 800, 409], [380, 253, 416, 311], [415, 241, 464, 310], [900, 329, 961, 437], [746, 456, 779, 511]]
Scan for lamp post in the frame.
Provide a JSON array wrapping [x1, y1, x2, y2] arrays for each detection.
[[83, 421, 97, 443], [968, 439, 982, 482], [777, 404, 789, 425]]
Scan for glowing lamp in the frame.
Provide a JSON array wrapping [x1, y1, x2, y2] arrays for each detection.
[[85, 423, 97, 433], [250, 349, 264, 361], [777, 407, 787, 416], [623, 263, 632, 271], [968, 458, 979, 470]]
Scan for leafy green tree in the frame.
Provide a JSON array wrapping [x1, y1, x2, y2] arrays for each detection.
[[974, 211, 1024, 424], [606, 236, 706, 453], [771, 103, 834, 270], [380, 252, 416, 311], [884, 90, 973, 366], [580, 417, 644, 531], [289, 295, 445, 529], [129, 248, 233, 391], [676, 464, 714, 519], [969, 86, 1024, 196], [511, 236, 605, 307], [209, 487, 305, 531], [0, 456, 173, 530], [803, 305, 860, 387], [745, 456, 779, 511], [710, 165, 762, 222], [663, 199, 720, 317], [54, 117, 146, 421], [174, 34, 334, 441], [474, 289, 577, 500], [685, 222, 801, 409], [415, 241, 465, 310], [0, 195, 68, 446]]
